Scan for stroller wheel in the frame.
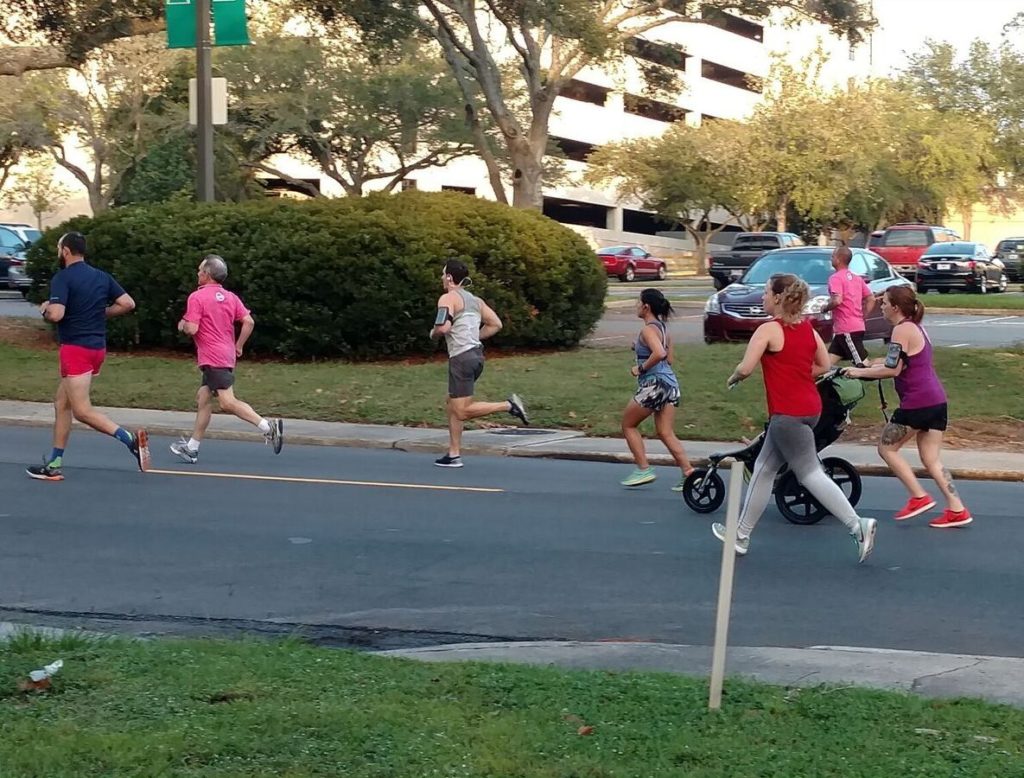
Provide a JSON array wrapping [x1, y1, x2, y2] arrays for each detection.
[[775, 457, 863, 525], [682, 468, 726, 514]]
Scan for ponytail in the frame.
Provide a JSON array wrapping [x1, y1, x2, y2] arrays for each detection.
[[768, 273, 809, 324], [640, 288, 674, 321]]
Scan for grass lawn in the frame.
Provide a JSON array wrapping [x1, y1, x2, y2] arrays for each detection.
[[2, 340, 1023, 440], [2, 632, 1022, 778], [917, 293, 1024, 310]]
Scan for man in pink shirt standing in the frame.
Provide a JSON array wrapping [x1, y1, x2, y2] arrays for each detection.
[[825, 245, 876, 366], [170, 255, 283, 463]]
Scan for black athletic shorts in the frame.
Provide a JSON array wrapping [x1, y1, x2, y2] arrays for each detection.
[[200, 366, 235, 395], [448, 347, 485, 398], [892, 403, 948, 432], [828, 331, 868, 365]]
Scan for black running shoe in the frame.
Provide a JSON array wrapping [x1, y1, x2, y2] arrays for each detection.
[[434, 454, 464, 468], [27, 459, 64, 481], [508, 393, 529, 425]]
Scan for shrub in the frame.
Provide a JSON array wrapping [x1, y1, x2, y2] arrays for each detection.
[[26, 192, 607, 359]]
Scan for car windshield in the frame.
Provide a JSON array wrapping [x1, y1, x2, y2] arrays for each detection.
[[868, 234, 883, 247], [734, 237, 782, 251], [23, 229, 42, 244], [740, 252, 833, 286], [598, 246, 629, 254], [882, 229, 929, 247]]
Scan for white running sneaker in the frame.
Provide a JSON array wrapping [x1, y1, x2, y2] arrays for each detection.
[[855, 517, 877, 564], [712, 522, 750, 556], [170, 437, 198, 464]]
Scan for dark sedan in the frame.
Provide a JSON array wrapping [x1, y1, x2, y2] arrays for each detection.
[[703, 247, 913, 344], [915, 241, 1007, 294]]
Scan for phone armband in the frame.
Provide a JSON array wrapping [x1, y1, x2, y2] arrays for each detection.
[[884, 341, 903, 370], [434, 307, 453, 326]]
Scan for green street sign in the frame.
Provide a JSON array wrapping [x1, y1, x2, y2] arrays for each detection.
[[166, 0, 250, 49]]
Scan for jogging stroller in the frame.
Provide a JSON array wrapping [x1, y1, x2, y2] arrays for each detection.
[[681, 369, 867, 524]]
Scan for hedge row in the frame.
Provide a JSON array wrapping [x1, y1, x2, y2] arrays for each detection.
[[27, 192, 607, 359]]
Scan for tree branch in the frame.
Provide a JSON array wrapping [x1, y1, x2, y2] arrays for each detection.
[[241, 161, 324, 198], [0, 18, 165, 76]]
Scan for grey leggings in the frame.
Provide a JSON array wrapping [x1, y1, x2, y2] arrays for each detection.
[[738, 414, 861, 537]]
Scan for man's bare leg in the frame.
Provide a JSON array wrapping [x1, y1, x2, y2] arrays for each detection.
[[192, 386, 214, 442], [53, 381, 73, 451]]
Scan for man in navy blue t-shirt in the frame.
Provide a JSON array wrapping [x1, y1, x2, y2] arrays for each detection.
[[26, 232, 150, 480]]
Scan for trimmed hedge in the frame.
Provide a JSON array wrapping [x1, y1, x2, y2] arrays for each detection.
[[26, 192, 607, 359]]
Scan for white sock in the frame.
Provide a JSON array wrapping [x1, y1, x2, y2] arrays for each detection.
[[188, 438, 201, 451], [257, 418, 272, 434]]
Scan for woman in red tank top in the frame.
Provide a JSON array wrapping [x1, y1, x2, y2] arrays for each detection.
[[714, 274, 877, 564]]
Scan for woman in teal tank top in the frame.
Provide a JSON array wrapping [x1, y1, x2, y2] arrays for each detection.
[[620, 288, 694, 489]]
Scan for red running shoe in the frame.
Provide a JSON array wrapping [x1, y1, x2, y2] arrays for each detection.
[[929, 509, 973, 529], [894, 495, 936, 521]]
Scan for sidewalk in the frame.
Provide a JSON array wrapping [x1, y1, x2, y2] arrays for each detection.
[[383, 642, 1024, 708], [1, 399, 1022, 481], [3, 620, 1021, 708]]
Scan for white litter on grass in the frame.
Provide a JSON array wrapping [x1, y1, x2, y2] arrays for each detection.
[[29, 659, 63, 683]]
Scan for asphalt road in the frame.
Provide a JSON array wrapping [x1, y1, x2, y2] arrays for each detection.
[[2, 426, 1021, 657]]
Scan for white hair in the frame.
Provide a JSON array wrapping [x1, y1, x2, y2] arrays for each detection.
[[200, 254, 228, 282]]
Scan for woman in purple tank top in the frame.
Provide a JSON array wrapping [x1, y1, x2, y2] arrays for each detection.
[[846, 287, 971, 529]]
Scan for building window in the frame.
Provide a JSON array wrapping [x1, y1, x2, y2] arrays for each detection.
[[442, 185, 475, 195], [665, 0, 690, 14], [701, 59, 763, 93], [559, 79, 610, 106], [549, 136, 600, 163], [401, 179, 417, 191], [623, 93, 689, 124], [624, 37, 688, 72], [700, 5, 764, 42], [543, 197, 609, 228]]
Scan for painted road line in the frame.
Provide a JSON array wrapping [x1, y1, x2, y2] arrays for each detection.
[[932, 316, 1020, 327], [147, 468, 504, 494]]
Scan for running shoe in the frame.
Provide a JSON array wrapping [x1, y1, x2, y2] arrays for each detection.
[[434, 454, 464, 468], [170, 438, 199, 464], [671, 470, 696, 492], [893, 495, 936, 521], [620, 467, 656, 487], [26, 458, 64, 481], [508, 394, 529, 425], [264, 418, 284, 455], [928, 509, 973, 529], [711, 522, 750, 555], [130, 429, 150, 472], [854, 517, 877, 563]]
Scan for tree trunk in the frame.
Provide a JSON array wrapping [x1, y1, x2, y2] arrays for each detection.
[[510, 140, 544, 211], [774, 200, 788, 232], [961, 206, 973, 240]]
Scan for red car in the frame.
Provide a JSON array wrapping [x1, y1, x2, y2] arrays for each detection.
[[598, 245, 668, 282]]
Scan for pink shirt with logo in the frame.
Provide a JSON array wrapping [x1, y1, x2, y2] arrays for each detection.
[[183, 284, 250, 368], [827, 269, 871, 335]]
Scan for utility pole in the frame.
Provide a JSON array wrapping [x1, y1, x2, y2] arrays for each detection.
[[195, 0, 214, 202]]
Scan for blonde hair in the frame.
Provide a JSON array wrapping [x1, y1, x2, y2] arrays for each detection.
[[768, 273, 809, 324]]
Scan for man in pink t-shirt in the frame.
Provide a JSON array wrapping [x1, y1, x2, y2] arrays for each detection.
[[825, 245, 876, 366], [170, 255, 282, 463]]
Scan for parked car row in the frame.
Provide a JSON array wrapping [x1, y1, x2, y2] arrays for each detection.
[[0, 223, 35, 297]]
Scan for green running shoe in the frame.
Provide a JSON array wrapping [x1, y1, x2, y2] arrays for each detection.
[[620, 467, 656, 487]]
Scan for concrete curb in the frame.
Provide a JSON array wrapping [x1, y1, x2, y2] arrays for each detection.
[[606, 298, 1024, 316], [2, 410, 1021, 483]]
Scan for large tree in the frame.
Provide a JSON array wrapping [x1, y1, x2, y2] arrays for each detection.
[[296, 0, 874, 209], [219, 36, 480, 196], [17, 37, 176, 213], [586, 120, 760, 269]]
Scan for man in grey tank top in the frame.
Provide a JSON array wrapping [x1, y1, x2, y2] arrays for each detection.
[[429, 260, 529, 467]]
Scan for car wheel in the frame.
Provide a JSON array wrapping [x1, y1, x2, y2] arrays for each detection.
[[997, 273, 1008, 293], [656, 264, 667, 281], [917, 286, 928, 295], [620, 265, 636, 283], [938, 288, 949, 294], [20, 289, 28, 299]]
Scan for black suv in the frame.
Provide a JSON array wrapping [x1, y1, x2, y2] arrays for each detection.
[[994, 237, 1024, 282]]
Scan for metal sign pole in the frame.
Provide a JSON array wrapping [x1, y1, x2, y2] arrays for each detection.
[[195, 0, 214, 202], [708, 459, 745, 710]]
